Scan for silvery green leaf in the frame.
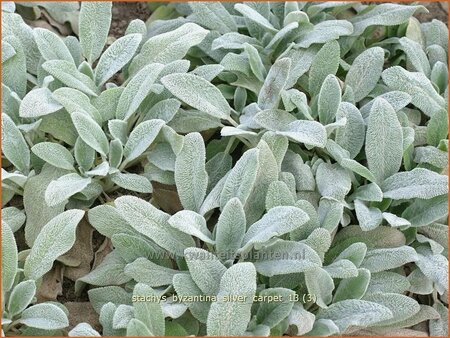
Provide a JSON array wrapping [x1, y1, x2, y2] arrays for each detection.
[[91, 87, 123, 122], [76, 251, 130, 290], [398, 37, 431, 77], [266, 181, 295, 210], [212, 33, 260, 50], [350, 183, 383, 203], [333, 268, 371, 302], [382, 66, 445, 117], [161, 299, 188, 319], [345, 47, 384, 102], [123, 119, 165, 164], [306, 318, 339, 336], [7, 280, 36, 317], [354, 200, 383, 231], [169, 108, 222, 133], [79, 1, 112, 64], [44, 173, 91, 206], [350, 4, 426, 36], [363, 293, 420, 327], [422, 19, 448, 50], [361, 246, 418, 273], [402, 194, 448, 227], [20, 303, 69, 330], [316, 163, 351, 200], [234, 3, 277, 33], [324, 259, 359, 279], [168, 210, 213, 244], [221, 126, 257, 138], [185, 247, 226, 295], [415, 246, 448, 293], [205, 152, 232, 193], [317, 299, 393, 332], [116, 63, 165, 120], [382, 168, 448, 200], [318, 197, 344, 232], [42, 60, 98, 97], [254, 109, 296, 131], [265, 22, 299, 50], [243, 43, 266, 82], [189, 2, 237, 34], [73, 137, 95, 171], [161, 73, 231, 120], [133, 283, 165, 335], [430, 61, 448, 94], [256, 288, 295, 328], [305, 267, 334, 308], [19, 87, 63, 118], [88, 204, 136, 238], [24, 209, 84, 280], [297, 20, 353, 48], [308, 40, 340, 96], [335, 102, 365, 158], [278, 120, 328, 148], [215, 197, 246, 261], [109, 139, 123, 169], [287, 303, 315, 336], [241, 206, 310, 253], [1, 113, 30, 173], [2, 221, 17, 292], [426, 108, 448, 147], [126, 318, 152, 336], [381, 212, 411, 228], [340, 158, 376, 182], [52, 87, 101, 123], [2, 36, 27, 98], [407, 268, 433, 295], [110, 172, 152, 193], [173, 274, 210, 323], [191, 64, 224, 82], [283, 47, 318, 89], [143, 99, 181, 124], [254, 240, 322, 277], [2, 207, 26, 232], [31, 142, 74, 171], [112, 233, 170, 266], [365, 271, 410, 295], [207, 262, 256, 336], [68, 323, 101, 337], [34, 28, 74, 63], [318, 75, 341, 125], [71, 112, 108, 156], [99, 303, 124, 336], [220, 148, 258, 208], [130, 23, 208, 74], [115, 196, 195, 255], [301, 228, 331, 262], [1, 2, 15, 12], [290, 200, 320, 241], [427, 44, 447, 68], [430, 301, 448, 336], [94, 33, 142, 86], [365, 98, 403, 183], [175, 133, 208, 212], [124, 257, 178, 286]]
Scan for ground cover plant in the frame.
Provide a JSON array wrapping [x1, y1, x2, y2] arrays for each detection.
[[1, 1, 449, 336]]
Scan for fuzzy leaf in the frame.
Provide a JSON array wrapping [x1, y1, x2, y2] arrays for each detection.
[[1, 113, 30, 173], [20, 304, 69, 330], [24, 210, 84, 280], [207, 262, 256, 336], [161, 73, 231, 120], [79, 1, 112, 64], [365, 98, 403, 183], [175, 132, 208, 212]]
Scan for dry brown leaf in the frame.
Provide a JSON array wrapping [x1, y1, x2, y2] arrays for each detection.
[[151, 182, 183, 215], [64, 301, 101, 332], [92, 237, 113, 270], [36, 263, 64, 302], [62, 219, 95, 281]]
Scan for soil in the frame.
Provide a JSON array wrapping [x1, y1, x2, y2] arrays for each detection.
[[109, 2, 151, 38], [415, 2, 448, 23]]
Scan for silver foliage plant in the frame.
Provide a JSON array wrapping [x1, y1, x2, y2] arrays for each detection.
[[1, 1, 449, 336]]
